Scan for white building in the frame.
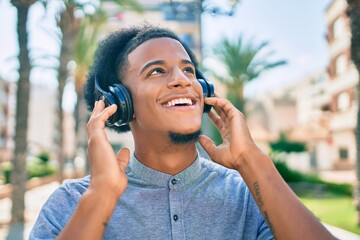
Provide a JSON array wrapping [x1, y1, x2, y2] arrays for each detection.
[[325, 0, 357, 170]]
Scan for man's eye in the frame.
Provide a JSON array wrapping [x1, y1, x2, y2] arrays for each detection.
[[184, 67, 195, 74], [150, 68, 165, 76]]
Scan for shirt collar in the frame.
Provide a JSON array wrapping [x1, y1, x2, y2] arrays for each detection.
[[128, 153, 202, 188]]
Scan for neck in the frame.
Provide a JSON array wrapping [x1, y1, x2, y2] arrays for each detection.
[[133, 134, 198, 175]]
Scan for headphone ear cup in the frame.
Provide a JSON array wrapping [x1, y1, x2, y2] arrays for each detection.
[[109, 84, 134, 126], [94, 76, 117, 111], [196, 70, 214, 113]]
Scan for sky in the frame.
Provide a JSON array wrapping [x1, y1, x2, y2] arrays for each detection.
[[0, 0, 332, 109], [202, 0, 332, 97]]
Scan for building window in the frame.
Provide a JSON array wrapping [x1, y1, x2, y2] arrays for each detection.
[[179, 33, 194, 48], [339, 147, 348, 161], [337, 92, 350, 112], [162, 3, 197, 22], [335, 54, 347, 75], [333, 17, 345, 39]]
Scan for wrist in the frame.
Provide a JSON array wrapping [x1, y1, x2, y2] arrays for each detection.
[[85, 187, 119, 209], [235, 144, 270, 173]]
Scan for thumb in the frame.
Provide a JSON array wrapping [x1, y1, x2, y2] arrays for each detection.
[[116, 147, 130, 172], [198, 135, 216, 159]]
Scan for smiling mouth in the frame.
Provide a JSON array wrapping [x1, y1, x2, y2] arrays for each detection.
[[162, 98, 195, 108]]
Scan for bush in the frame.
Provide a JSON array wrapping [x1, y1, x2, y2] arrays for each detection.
[[1, 162, 13, 184], [27, 160, 57, 179], [270, 132, 307, 153], [273, 160, 306, 182], [325, 182, 353, 196], [1, 157, 57, 184], [273, 160, 353, 197], [37, 151, 51, 164]]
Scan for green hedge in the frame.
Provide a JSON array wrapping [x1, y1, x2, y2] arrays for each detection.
[[274, 160, 353, 197], [270, 132, 307, 153], [1, 158, 57, 184]]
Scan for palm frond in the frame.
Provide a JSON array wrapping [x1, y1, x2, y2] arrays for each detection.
[[212, 35, 287, 85]]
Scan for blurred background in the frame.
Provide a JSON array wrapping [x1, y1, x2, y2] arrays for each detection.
[[1, 0, 360, 239]]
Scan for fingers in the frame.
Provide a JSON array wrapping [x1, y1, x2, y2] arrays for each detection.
[[205, 97, 243, 121], [205, 97, 235, 114], [92, 100, 103, 115], [116, 148, 130, 172], [207, 110, 225, 131], [89, 100, 117, 126]]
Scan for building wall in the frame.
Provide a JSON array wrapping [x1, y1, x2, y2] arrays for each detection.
[[1, 82, 76, 164], [0, 79, 12, 162], [27, 85, 56, 156], [325, 0, 357, 169], [101, 1, 201, 60], [0, 79, 8, 149]]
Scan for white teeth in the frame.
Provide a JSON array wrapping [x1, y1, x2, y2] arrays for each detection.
[[163, 98, 192, 107]]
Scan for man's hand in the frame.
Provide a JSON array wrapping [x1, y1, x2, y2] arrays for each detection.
[[87, 100, 129, 200], [58, 100, 130, 240], [198, 96, 258, 171], [199, 96, 336, 240]]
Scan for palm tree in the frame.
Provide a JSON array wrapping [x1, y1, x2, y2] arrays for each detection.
[[55, 2, 82, 182], [72, 10, 107, 174], [54, 0, 143, 181], [211, 36, 286, 113], [346, 0, 360, 225], [9, 0, 36, 224]]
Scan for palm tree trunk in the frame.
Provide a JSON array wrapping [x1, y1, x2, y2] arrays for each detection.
[[56, 7, 80, 182], [10, 1, 32, 224], [347, 0, 360, 225], [75, 90, 89, 174], [56, 60, 66, 182]]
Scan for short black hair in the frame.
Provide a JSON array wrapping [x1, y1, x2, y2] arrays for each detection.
[[84, 23, 199, 133]]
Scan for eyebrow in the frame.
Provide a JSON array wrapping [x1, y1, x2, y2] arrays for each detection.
[[140, 59, 195, 74]]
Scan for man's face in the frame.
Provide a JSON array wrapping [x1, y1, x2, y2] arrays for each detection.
[[123, 37, 204, 138]]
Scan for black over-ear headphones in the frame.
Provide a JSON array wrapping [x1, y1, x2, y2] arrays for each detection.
[[94, 69, 214, 127]]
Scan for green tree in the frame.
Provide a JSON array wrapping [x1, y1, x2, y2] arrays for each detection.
[[72, 10, 107, 174], [52, 0, 142, 181], [211, 36, 286, 113], [9, 0, 36, 224], [347, 0, 360, 225], [55, 1, 82, 182]]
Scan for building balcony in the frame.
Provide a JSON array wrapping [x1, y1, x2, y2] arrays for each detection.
[[311, 94, 332, 109], [329, 106, 357, 131], [328, 37, 350, 59], [327, 67, 358, 95], [326, 0, 348, 24]]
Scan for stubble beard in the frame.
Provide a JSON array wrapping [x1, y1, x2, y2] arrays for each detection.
[[168, 129, 202, 145]]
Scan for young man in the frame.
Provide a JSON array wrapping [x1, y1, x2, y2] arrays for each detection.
[[30, 24, 335, 239]]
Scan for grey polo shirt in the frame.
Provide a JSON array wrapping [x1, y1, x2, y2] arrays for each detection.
[[30, 155, 273, 239]]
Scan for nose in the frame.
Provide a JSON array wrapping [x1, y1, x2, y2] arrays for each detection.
[[167, 68, 192, 88]]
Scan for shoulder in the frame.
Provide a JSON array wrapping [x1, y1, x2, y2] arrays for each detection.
[[197, 155, 250, 194], [48, 176, 90, 202], [60, 176, 91, 195], [30, 176, 91, 239], [44, 176, 90, 212], [199, 155, 242, 180]]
